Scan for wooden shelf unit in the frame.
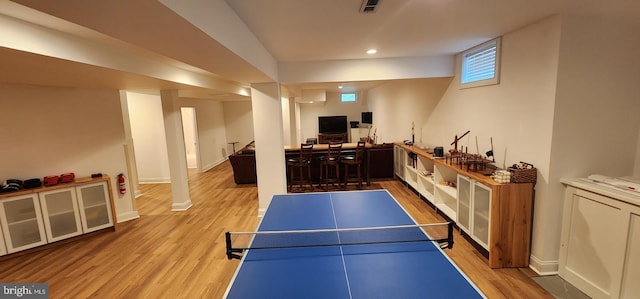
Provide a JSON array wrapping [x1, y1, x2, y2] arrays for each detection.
[[394, 143, 534, 268]]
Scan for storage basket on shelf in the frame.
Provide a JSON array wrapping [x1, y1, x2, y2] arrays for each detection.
[[508, 167, 537, 184]]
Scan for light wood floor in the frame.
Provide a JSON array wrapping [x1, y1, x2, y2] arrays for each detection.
[[0, 161, 552, 298]]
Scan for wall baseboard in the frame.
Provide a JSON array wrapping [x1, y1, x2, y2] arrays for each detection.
[[529, 255, 559, 275], [116, 211, 140, 223], [202, 158, 227, 172], [137, 159, 227, 184], [138, 178, 171, 184]]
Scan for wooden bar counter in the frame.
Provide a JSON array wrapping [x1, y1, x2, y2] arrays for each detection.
[[284, 143, 373, 186]]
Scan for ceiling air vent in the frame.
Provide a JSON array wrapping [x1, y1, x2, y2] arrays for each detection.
[[360, 0, 382, 14]]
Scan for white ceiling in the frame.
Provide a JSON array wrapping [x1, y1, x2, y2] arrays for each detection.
[[3, 0, 640, 99], [225, 0, 640, 62]]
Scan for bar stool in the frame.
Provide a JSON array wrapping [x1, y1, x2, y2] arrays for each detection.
[[341, 141, 366, 189], [319, 142, 342, 190], [287, 143, 314, 192]]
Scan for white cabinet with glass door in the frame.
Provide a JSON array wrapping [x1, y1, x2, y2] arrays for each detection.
[[0, 194, 47, 253], [39, 187, 83, 242], [457, 175, 472, 232], [457, 174, 492, 250], [76, 181, 114, 233], [394, 145, 407, 180], [0, 226, 7, 256], [472, 182, 492, 248]]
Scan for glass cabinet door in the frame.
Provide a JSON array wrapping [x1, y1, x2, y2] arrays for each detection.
[[0, 194, 47, 253], [0, 227, 7, 256], [39, 187, 83, 242], [457, 175, 471, 233], [76, 182, 113, 233], [472, 183, 492, 248]]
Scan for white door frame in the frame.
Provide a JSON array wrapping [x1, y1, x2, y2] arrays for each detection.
[[180, 106, 201, 172]]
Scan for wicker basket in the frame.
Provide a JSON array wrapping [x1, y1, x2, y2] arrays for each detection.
[[509, 167, 537, 184]]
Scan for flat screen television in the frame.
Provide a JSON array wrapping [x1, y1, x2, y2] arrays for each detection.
[[318, 116, 348, 134]]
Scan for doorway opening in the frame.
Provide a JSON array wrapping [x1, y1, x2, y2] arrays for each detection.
[[181, 107, 200, 171]]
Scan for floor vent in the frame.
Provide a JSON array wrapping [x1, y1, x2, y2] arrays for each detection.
[[360, 0, 382, 14]]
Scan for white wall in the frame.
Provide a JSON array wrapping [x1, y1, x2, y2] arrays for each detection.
[[127, 92, 171, 183], [222, 101, 254, 151], [636, 131, 640, 177], [279, 55, 455, 83], [544, 14, 640, 269], [251, 83, 287, 216], [299, 91, 368, 143], [367, 15, 640, 273], [160, 0, 278, 81], [421, 14, 560, 169], [181, 107, 197, 169], [551, 15, 640, 178], [368, 78, 452, 145], [0, 83, 136, 221], [368, 17, 562, 272], [281, 96, 292, 146], [285, 97, 300, 147], [430, 16, 561, 274], [128, 93, 231, 180], [294, 100, 301, 145], [179, 98, 229, 171]]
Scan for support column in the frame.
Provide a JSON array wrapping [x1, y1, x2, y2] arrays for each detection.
[[289, 97, 300, 145], [251, 83, 287, 216], [117, 91, 141, 222], [160, 90, 192, 211]]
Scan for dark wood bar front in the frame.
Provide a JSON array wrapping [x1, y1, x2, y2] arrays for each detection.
[[284, 143, 395, 188]]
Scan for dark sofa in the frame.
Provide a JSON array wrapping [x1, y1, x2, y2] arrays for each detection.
[[228, 141, 257, 184]]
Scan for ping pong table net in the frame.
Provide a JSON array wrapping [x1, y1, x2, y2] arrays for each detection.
[[225, 222, 454, 260]]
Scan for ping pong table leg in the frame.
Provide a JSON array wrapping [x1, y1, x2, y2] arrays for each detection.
[[446, 222, 454, 249], [225, 232, 243, 260]]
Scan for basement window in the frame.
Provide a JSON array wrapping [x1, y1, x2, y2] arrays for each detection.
[[460, 38, 501, 88], [341, 92, 357, 103]]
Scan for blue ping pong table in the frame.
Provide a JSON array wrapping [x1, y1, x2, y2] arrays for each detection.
[[224, 190, 485, 299]]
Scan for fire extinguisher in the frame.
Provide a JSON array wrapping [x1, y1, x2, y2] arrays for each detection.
[[118, 173, 126, 194]]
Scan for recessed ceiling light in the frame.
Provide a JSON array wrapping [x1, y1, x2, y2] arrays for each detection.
[[338, 85, 343, 89], [367, 49, 377, 54]]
